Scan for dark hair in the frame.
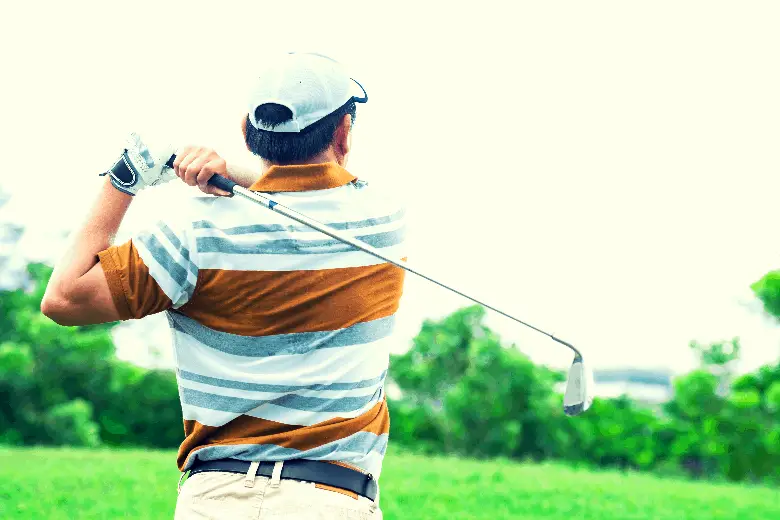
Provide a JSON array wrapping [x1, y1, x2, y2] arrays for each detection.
[[245, 101, 357, 164]]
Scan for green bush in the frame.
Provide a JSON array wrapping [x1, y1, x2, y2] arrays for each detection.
[[0, 264, 183, 449], [752, 270, 780, 320], [42, 399, 101, 447], [389, 306, 563, 460]]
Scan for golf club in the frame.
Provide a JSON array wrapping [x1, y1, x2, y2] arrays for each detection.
[[167, 156, 593, 415]]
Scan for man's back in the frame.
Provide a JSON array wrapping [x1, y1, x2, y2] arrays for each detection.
[[103, 163, 406, 477]]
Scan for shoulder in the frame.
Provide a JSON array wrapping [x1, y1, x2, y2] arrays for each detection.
[[169, 194, 240, 232], [344, 176, 408, 221]]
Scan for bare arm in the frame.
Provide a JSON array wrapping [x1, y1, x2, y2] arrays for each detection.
[[41, 144, 252, 326], [41, 177, 131, 325]]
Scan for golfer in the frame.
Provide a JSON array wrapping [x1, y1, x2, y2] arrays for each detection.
[[41, 53, 406, 519]]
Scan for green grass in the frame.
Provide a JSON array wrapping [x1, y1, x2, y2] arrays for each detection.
[[1, 447, 778, 519]]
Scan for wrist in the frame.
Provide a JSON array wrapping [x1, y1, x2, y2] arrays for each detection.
[[102, 174, 134, 205], [101, 133, 177, 196]]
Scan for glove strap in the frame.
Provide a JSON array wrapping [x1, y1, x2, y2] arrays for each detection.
[[100, 149, 139, 196]]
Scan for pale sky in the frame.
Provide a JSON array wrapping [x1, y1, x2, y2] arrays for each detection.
[[2, 1, 779, 374]]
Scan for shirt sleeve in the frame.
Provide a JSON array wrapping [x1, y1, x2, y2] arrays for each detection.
[[98, 219, 199, 320]]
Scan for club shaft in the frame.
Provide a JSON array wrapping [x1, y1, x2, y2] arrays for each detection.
[[231, 184, 581, 358]]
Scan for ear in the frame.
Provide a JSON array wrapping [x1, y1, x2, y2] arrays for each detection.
[[241, 115, 250, 151], [333, 113, 352, 164]]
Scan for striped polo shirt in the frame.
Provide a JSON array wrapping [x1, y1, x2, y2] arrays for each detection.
[[98, 162, 406, 478]]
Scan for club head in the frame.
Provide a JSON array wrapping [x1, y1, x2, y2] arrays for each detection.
[[563, 353, 594, 416]]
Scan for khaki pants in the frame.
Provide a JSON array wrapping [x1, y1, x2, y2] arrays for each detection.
[[175, 461, 382, 520]]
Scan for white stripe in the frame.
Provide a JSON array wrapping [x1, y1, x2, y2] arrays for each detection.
[[196, 242, 406, 271], [180, 394, 382, 428], [243, 399, 380, 426], [193, 217, 405, 241], [180, 403, 240, 426], [134, 238, 190, 307], [200, 187, 403, 229], [179, 377, 382, 401], [172, 328, 391, 388]]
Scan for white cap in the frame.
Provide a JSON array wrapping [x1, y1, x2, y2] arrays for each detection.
[[247, 53, 368, 133]]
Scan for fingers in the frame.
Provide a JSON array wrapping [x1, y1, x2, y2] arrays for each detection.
[[200, 185, 233, 197], [173, 146, 197, 184], [196, 158, 228, 196], [172, 146, 194, 179], [184, 156, 209, 187], [173, 147, 231, 197], [196, 158, 227, 190]]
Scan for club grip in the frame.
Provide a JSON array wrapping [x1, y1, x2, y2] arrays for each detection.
[[165, 154, 238, 194], [208, 174, 238, 193]]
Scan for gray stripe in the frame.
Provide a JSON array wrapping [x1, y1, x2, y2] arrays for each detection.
[[195, 227, 406, 256], [136, 233, 194, 297], [168, 313, 395, 357], [181, 386, 382, 414], [156, 222, 197, 279], [179, 369, 387, 393], [156, 222, 193, 266], [183, 432, 388, 473], [193, 209, 405, 235]]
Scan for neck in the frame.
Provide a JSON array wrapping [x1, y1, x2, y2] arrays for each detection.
[[226, 151, 345, 190], [260, 149, 341, 174]]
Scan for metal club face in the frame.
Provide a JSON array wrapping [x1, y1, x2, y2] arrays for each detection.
[[563, 353, 594, 416]]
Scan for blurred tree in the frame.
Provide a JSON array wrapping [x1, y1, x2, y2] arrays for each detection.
[[0, 264, 182, 448], [689, 338, 740, 396], [663, 370, 725, 478], [663, 336, 780, 483], [390, 306, 565, 459], [752, 270, 780, 321]]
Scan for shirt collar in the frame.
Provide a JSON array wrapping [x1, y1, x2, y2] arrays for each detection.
[[248, 162, 357, 192]]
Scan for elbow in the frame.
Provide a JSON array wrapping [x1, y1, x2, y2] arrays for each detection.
[[40, 295, 77, 326]]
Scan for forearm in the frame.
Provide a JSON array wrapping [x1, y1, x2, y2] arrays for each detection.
[[44, 177, 132, 304]]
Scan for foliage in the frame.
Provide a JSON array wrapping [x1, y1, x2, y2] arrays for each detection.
[[689, 338, 740, 368], [0, 264, 182, 449], [42, 399, 101, 447], [389, 306, 563, 460], [752, 270, 780, 321], [389, 307, 780, 484], [660, 338, 780, 483]]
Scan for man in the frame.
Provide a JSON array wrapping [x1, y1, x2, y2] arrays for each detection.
[[42, 53, 406, 519]]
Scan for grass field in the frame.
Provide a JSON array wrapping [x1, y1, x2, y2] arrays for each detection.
[[1, 447, 778, 519]]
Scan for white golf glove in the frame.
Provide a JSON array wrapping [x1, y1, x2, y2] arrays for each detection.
[[102, 132, 177, 196]]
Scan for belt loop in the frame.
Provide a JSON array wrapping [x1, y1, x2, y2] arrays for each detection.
[[244, 461, 260, 488], [270, 461, 284, 488], [177, 471, 188, 495], [368, 474, 379, 513]]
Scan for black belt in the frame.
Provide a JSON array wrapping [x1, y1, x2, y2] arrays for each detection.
[[187, 459, 377, 501]]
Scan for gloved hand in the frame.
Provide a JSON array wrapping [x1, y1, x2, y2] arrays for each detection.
[[101, 132, 177, 196]]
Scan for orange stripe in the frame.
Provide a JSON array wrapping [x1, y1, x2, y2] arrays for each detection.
[[181, 264, 405, 336], [178, 399, 389, 470], [98, 240, 172, 319]]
